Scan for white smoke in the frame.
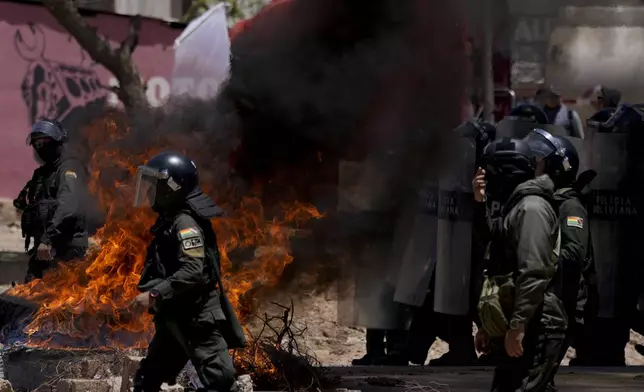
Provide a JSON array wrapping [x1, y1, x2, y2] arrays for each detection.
[[561, 6, 644, 99]]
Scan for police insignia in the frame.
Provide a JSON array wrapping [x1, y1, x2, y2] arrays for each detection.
[[182, 237, 203, 250], [181, 236, 204, 258], [179, 228, 199, 239], [566, 216, 583, 229], [64, 171, 77, 179]]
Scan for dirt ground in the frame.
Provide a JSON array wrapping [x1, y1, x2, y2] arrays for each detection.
[[258, 286, 644, 366], [1, 198, 643, 367]]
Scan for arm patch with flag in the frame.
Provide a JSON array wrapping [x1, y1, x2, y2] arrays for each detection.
[[64, 171, 77, 179], [179, 228, 200, 239], [178, 227, 204, 258], [566, 216, 583, 229]]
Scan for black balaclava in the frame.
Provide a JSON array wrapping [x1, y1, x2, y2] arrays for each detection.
[[33, 140, 63, 165]]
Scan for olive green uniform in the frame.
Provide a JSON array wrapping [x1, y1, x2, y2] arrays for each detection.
[[134, 211, 243, 392], [478, 176, 567, 392]]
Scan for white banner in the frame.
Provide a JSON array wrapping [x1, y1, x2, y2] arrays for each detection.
[[171, 3, 230, 99]]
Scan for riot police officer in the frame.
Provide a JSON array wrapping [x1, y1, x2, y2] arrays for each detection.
[[131, 152, 245, 392], [507, 104, 549, 125], [473, 137, 566, 391], [520, 130, 594, 389], [14, 120, 88, 282]]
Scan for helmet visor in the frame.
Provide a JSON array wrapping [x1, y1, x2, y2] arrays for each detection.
[[26, 132, 51, 146], [523, 129, 559, 159], [133, 165, 168, 207], [26, 121, 65, 145]]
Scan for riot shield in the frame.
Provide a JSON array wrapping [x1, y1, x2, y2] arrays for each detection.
[[584, 126, 632, 318], [433, 131, 476, 316], [496, 118, 568, 139], [336, 158, 406, 329], [495, 118, 541, 139], [392, 178, 438, 307], [585, 128, 637, 318]]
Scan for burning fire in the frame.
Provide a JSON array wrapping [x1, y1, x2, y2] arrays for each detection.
[[8, 114, 322, 374]]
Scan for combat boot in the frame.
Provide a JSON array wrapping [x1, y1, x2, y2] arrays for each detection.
[[352, 353, 387, 366]]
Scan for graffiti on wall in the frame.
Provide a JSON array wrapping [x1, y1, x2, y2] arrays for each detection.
[[0, 0, 179, 198], [15, 24, 108, 129]]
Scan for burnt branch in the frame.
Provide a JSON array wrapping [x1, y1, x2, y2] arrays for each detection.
[[42, 0, 148, 111], [231, 300, 322, 391]]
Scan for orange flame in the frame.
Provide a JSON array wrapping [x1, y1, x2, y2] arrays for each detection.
[[9, 113, 322, 375]]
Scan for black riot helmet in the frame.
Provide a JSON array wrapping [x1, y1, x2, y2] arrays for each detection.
[[455, 120, 496, 160], [601, 103, 644, 133], [586, 107, 616, 132], [134, 152, 199, 211], [479, 138, 536, 203], [507, 104, 549, 125], [523, 128, 578, 188], [27, 120, 68, 164]]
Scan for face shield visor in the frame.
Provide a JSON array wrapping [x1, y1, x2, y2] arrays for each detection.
[[26, 120, 66, 146], [133, 165, 169, 207], [524, 129, 571, 171]]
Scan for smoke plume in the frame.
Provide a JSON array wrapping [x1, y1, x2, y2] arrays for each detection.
[[79, 0, 469, 289]]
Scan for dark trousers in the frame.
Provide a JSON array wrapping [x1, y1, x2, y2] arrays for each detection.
[[366, 328, 407, 357], [490, 330, 563, 392], [579, 318, 629, 366], [406, 289, 476, 365], [406, 290, 438, 364], [24, 246, 86, 283], [133, 320, 237, 392]]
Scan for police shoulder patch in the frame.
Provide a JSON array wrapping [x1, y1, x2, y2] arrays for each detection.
[[182, 236, 203, 250], [64, 171, 77, 179], [181, 234, 204, 258], [566, 216, 583, 229]]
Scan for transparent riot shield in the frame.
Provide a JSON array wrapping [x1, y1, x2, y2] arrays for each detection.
[[496, 118, 541, 139], [392, 178, 438, 307], [433, 132, 477, 316], [584, 126, 631, 318], [336, 158, 406, 329]]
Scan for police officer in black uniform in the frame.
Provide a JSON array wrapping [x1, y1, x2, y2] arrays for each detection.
[[473, 137, 566, 392], [14, 120, 88, 283], [519, 130, 594, 390], [131, 152, 245, 392]]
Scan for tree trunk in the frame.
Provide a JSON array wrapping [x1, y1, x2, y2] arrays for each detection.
[[42, 0, 148, 113]]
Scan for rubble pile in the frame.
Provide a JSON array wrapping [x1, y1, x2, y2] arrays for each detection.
[[0, 345, 254, 392]]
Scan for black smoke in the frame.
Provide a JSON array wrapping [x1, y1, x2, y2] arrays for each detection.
[[79, 0, 469, 289]]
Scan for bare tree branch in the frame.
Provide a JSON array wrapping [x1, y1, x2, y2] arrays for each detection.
[[42, 0, 148, 111], [119, 15, 142, 58]]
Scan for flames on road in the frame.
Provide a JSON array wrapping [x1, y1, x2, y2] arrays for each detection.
[[9, 115, 322, 374]]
